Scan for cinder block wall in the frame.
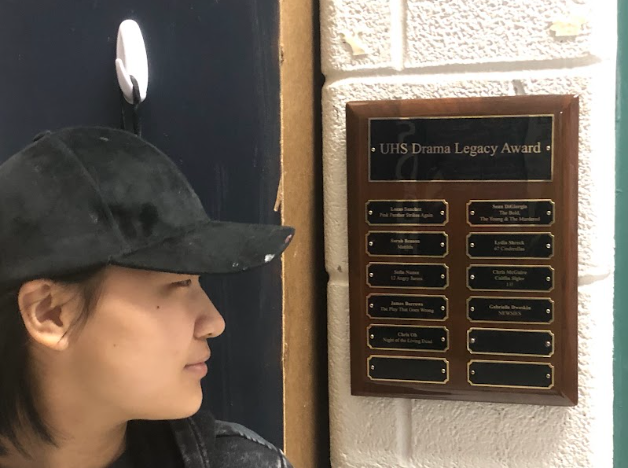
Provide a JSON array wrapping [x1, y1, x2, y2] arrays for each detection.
[[321, 2, 617, 467]]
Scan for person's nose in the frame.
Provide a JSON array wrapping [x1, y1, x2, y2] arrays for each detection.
[[194, 294, 226, 340]]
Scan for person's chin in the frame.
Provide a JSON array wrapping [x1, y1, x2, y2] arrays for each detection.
[[181, 385, 203, 418], [155, 387, 204, 420], [173, 388, 204, 419]]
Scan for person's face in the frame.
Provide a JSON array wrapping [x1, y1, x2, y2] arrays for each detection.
[[60, 265, 225, 420]]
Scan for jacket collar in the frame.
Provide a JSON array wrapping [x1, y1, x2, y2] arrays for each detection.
[[170, 408, 216, 468]]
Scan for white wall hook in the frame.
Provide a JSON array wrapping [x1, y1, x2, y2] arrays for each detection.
[[115, 20, 148, 104]]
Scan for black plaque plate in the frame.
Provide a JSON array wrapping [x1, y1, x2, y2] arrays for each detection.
[[468, 361, 554, 389], [468, 328, 554, 356], [367, 232, 447, 257], [369, 116, 553, 182], [366, 200, 447, 225], [368, 325, 448, 351], [468, 265, 553, 292], [468, 297, 553, 323], [467, 200, 554, 226], [368, 356, 448, 383], [368, 263, 448, 289], [467, 233, 553, 259], [368, 294, 447, 320]]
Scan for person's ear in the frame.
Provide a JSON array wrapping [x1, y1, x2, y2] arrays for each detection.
[[18, 279, 80, 351]]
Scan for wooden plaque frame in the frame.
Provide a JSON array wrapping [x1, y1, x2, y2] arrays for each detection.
[[346, 95, 579, 405]]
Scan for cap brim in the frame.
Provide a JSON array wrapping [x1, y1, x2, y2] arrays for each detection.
[[109, 220, 294, 275]]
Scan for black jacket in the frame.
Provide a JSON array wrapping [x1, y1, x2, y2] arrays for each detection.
[[113, 408, 293, 468]]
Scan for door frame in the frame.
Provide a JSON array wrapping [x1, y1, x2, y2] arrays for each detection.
[[279, 0, 328, 467], [615, 0, 627, 465]]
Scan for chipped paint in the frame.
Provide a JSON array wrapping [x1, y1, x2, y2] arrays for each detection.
[[340, 31, 369, 57], [549, 14, 587, 37]]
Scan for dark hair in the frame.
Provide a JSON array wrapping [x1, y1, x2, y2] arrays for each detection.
[[0, 265, 107, 456]]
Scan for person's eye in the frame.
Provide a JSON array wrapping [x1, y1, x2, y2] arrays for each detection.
[[173, 279, 193, 287]]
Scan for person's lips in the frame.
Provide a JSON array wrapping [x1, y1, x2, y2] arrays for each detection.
[[186, 349, 211, 367], [184, 350, 211, 376]]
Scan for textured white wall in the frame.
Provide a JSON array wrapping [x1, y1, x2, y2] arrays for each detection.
[[321, 1, 617, 467]]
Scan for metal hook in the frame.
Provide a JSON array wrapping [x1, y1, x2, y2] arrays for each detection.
[[121, 75, 142, 136], [115, 20, 148, 104]]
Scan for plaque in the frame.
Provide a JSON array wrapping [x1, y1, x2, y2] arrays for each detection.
[[468, 361, 554, 389], [467, 200, 555, 226], [467, 233, 554, 259], [367, 231, 448, 257], [368, 325, 448, 352], [368, 294, 447, 320], [369, 116, 553, 182], [368, 356, 449, 384], [468, 297, 553, 323], [347, 96, 579, 406], [367, 263, 448, 289], [468, 265, 554, 292], [366, 200, 447, 226], [468, 328, 554, 357]]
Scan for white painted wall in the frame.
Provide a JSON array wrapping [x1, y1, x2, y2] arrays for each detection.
[[321, 1, 617, 467]]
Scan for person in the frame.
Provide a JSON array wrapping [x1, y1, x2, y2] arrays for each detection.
[[0, 127, 295, 468]]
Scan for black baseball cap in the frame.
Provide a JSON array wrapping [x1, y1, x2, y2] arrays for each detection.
[[0, 127, 294, 287]]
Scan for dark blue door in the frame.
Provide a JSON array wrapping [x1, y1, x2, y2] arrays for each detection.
[[0, 0, 285, 447]]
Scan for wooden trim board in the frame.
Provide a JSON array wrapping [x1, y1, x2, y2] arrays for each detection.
[[279, 0, 329, 467]]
